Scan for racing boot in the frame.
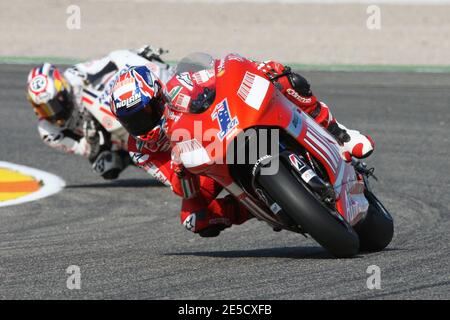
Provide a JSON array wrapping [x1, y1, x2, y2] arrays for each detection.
[[327, 121, 375, 161], [199, 224, 228, 238]]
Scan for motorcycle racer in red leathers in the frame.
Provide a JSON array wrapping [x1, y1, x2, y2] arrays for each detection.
[[110, 54, 375, 237]]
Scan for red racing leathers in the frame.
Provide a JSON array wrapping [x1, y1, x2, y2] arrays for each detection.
[[128, 59, 337, 235]]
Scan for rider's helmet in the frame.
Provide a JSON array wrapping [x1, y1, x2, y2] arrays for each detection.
[[27, 63, 74, 124], [110, 65, 169, 141]]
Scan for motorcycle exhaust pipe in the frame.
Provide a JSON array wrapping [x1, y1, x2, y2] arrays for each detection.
[[281, 152, 336, 207]]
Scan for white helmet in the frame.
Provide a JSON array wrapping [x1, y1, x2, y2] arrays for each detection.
[[27, 63, 74, 123]]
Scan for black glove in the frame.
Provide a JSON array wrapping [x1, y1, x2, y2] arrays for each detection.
[[82, 112, 111, 162], [83, 116, 100, 144], [137, 45, 169, 65]]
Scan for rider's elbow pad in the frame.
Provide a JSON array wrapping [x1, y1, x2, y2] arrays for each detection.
[[288, 73, 313, 97]]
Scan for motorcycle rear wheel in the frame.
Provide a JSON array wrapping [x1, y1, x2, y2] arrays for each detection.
[[257, 161, 360, 258]]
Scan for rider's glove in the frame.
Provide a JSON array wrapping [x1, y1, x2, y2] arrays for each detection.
[[137, 45, 169, 64], [256, 60, 296, 93], [256, 60, 289, 80], [83, 116, 100, 144], [171, 160, 200, 199], [82, 112, 108, 161]]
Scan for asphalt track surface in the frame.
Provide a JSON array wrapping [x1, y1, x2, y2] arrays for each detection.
[[0, 64, 449, 299]]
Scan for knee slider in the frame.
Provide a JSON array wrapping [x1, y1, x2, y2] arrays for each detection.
[[182, 213, 197, 232]]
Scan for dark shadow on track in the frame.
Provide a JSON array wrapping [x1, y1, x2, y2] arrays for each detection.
[[358, 247, 405, 254], [65, 179, 164, 189], [166, 246, 336, 259], [166, 246, 405, 260]]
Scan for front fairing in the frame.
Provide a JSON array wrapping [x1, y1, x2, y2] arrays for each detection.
[[167, 54, 286, 180]]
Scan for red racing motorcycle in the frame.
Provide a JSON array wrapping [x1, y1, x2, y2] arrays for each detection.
[[169, 53, 393, 258]]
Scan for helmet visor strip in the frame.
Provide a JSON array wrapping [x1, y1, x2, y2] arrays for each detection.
[[33, 90, 72, 122], [119, 97, 165, 137]]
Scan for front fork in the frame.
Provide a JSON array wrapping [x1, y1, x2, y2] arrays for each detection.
[[251, 150, 336, 232], [279, 152, 336, 208]]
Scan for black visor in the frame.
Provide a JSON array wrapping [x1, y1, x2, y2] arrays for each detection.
[[48, 89, 74, 122], [118, 98, 165, 137]]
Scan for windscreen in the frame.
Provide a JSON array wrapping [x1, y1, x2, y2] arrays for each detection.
[[175, 52, 215, 74]]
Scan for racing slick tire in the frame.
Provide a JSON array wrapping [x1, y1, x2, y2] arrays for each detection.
[[257, 160, 360, 258]]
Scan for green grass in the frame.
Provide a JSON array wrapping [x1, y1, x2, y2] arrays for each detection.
[[2, 56, 450, 73]]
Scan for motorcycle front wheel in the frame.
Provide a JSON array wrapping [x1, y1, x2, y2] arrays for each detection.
[[257, 160, 360, 258]]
